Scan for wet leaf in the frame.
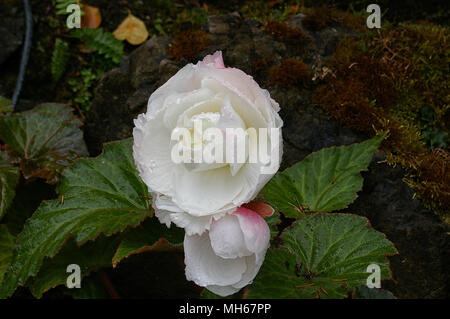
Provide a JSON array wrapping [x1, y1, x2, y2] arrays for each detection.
[[28, 236, 122, 298], [0, 139, 152, 298], [261, 135, 385, 218], [246, 214, 397, 299], [0, 225, 15, 285], [112, 218, 184, 268], [0, 151, 19, 220], [0, 97, 12, 115], [0, 103, 88, 184]]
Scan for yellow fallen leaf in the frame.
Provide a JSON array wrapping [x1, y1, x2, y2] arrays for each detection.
[[113, 13, 149, 45]]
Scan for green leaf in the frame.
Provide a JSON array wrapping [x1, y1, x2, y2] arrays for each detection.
[[0, 96, 12, 114], [261, 135, 385, 218], [0, 138, 152, 298], [0, 225, 15, 285], [246, 214, 397, 299], [112, 218, 184, 267], [28, 235, 122, 298], [66, 275, 109, 299], [353, 286, 395, 299], [0, 103, 88, 184], [264, 212, 280, 239], [2, 180, 55, 236], [0, 151, 19, 220], [71, 28, 124, 64], [51, 38, 69, 82]]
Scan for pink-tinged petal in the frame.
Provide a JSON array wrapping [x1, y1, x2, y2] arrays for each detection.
[[209, 214, 252, 259], [201, 51, 226, 69], [243, 201, 274, 217], [184, 233, 246, 287], [234, 207, 270, 254]]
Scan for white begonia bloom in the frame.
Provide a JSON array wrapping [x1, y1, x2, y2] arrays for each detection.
[[184, 207, 270, 296], [133, 51, 283, 236]]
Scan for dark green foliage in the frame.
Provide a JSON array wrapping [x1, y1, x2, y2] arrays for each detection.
[[420, 106, 448, 148], [71, 28, 124, 64], [0, 103, 88, 184], [0, 225, 15, 285], [246, 214, 397, 299], [0, 139, 151, 298], [28, 236, 122, 298], [112, 218, 184, 267], [68, 68, 97, 111], [51, 38, 69, 82], [0, 152, 19, 220], [261, 135, 384, 218], [54, 0, 82, 16]]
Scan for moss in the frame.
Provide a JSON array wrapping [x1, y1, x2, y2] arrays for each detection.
[[269, 58, 310, 88], [253, 57, 273, 75], [168, 29, 211, 62], [333, 9, 366, 31], [370, 24, 449, 147], [303, 6, 366, 32], [302, 6, 333, 32], [313, 24, 450, 221], [264, 20, 307, 47]]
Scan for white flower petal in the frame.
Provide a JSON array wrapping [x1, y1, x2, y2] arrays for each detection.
[[173, 166, 245, 216], [232, 250, 266, 289], [235, 207, 270, 254], [209, 214, 252, 259], [163, 87, 215, 129], [170, 212, 213, 236], [206, 284, 240, 297], [133, 112, 180, 196], [201, 78, 267, 129], [184, 233, 246, 287], [133, 51, 283, 240]]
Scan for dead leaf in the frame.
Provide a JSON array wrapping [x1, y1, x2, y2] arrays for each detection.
[[81, 4, 102, 29], [113, 13, 149, 45]]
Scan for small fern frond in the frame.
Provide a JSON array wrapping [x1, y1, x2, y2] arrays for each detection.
[[71, 28, 124, 64], [54, 0, 83, 15], [51, 38, 69, 82]]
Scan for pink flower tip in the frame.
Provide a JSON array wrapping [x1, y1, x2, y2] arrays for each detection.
[[201, 51, 226, 69]]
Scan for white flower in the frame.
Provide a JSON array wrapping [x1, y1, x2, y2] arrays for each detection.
[[184, 206, 270, 296], [133, 51, 283, 236]]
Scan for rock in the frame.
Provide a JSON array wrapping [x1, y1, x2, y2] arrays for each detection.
[[126, 84, 153, 112], [85, 67, 134, 155], [85, 13, 449, 298], [156, 59, 180, 87], [206, 12, 241, 35], [128, 36, 170, 89], [286, 13, 308, 32], [349, 162, 450, 298]]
